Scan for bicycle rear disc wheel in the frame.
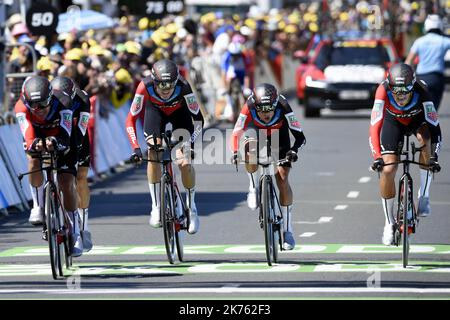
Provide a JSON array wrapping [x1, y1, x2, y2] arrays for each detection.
[[45, 185, 60, 280], [262, 178, 275, 266], [161, 177, 176, 264]]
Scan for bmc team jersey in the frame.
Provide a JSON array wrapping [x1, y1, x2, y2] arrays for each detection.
[[231, 94, 306, 156], [369, 80, 442, 159], [125, 76, 204, 150], [70, 88, 91, 150], [15, 90, 73, 152]]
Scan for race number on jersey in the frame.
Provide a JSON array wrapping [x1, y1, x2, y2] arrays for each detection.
[[370, 100, 384, 126], [184, 93, 200, 115], [423, 102, 439, 126], [130, 94, 144, 116]]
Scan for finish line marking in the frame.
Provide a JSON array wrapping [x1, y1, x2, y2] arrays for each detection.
[[0, 260, 450, 277], [2, 244, 450, 257], [0, 287, 450, 295]]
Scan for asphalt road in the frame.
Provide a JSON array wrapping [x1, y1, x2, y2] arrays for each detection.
[[0, 90, 449, 301]]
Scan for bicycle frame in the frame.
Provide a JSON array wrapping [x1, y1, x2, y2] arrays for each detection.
[[145, 131, 189, 263], [382, 133, 430, 268], [18, 151, 72, 278]]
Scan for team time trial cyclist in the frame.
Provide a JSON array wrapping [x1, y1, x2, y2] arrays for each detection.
[[231, 83, 306, 250], [51, 76, 93, 252], [126, 59, 204, 234], [369, 63, 442, 246], [14, 76, 84, 257]]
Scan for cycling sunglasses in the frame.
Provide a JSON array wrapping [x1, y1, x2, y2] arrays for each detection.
[[27, 95, 52, 110], [155, 81, 177, 90], [255, 104, 276, 113], [390, 84, 414, 95]]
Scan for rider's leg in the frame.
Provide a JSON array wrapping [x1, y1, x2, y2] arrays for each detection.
[[275, 166, 293, 228], [144, 107, 164, 227], [148, 139, 163, 227], [379, 115, 402, 245], [380, 153, 398, 245], [76, 166, 90, 230], [176, 148, 199, 234], [76, 165, 93, 251], [276, 165, 295, 250], [416, 125, 432, 216], [245, 138, 259, 210], [58, 172, 83, 256], [28, 156, 45, 225]]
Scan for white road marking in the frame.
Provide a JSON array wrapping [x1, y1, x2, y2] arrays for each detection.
[[295, 217, 333, 224], [299, 232, 316, 238], [0, 287, 450, 295], [334, 205, 348, 211], [347, 191, 360, 198], [316, 172, 335, 176], [359, 176, 371, 183]]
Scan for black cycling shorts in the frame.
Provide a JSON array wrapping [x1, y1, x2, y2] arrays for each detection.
[[244, 123, 291, 168], [380, 112, 428, 155], [143, 106, 194, 146], [25, 140, 77, 176], [77, 132, 90, 168]]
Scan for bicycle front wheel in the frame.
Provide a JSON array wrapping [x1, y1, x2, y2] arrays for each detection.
[[262, 177, 276, 266], [45, 184, 62, 280], [400, 176, 409, 268], [161, 176, 177, 264]]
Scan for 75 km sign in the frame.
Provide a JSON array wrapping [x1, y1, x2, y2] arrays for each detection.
[[145, 0, 184, 19]]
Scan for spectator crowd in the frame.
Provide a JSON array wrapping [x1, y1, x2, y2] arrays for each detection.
[[2, 0, 449, 121]]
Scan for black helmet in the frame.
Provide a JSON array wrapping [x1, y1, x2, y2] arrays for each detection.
[[51, 76, 76, 98], [251, 83, 279, 112], [22, 76, 53, 109], [151, 59, 179, 90], [387, 63, 416, 94]]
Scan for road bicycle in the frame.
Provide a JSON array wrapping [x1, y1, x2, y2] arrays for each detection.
[[19, 149, 73, 279], [235, 143, 291, 266], [378, 133, 431, 268], [140, 130, 189, 264]]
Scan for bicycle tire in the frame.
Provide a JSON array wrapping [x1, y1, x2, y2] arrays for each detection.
[[161, 176, 176, 264], [58, 205, 72, 271], [269, 183, 279, 263], [174, 191, 184, 262], [262, 177, 275, 266], [45, 184, 61, 280], [401, 176, 409, 268]]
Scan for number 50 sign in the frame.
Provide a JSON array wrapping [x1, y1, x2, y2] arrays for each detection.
[[26, 1, 59, 36]]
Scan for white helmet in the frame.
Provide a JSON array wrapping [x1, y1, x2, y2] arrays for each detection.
[[424, 14, 443, 33], [228, 42, 243, 55]]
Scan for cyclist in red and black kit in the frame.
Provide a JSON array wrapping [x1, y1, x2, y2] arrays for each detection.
[[51, 76, 93, 252], [126, 59, 204, 234], [230, 83, 306, 250], [14, 76, 83, 257], [369, 63, 442, 246]]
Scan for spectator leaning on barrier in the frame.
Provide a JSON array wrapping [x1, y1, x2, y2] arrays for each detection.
[[405, 14, 450, 111]]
